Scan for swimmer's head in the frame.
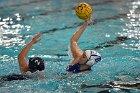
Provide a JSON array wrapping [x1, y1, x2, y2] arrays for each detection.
[[28, 57, 45, 73], [85, 50, 101, 66]]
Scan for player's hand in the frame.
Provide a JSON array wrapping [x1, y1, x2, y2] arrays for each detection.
[[31, 32, 42, 44], [85, 16, 92, 25]]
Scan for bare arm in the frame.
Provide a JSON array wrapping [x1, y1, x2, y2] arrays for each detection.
[[18, 32, 42, 74], [70, 18, 90, 59]]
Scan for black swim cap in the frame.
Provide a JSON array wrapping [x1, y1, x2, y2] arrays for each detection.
[[28, 57, 45, 73]]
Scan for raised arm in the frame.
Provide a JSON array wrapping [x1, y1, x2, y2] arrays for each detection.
[[70, 18, 90, 59], [18, 32, 42, 74]]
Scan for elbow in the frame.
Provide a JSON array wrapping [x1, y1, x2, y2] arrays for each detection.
[[18, 53, 25, 61], [70, 38, 76, 44], [18, 50, 26, 60], [18, 54, 21, 61], [18, 53, 22, 60], [70, 36, 77, 43], [70, 38, 74, 43]]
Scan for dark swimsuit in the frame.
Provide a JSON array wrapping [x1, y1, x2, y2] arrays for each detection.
[[66, 63, 91, 73]]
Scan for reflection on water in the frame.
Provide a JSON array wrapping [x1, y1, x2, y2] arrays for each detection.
[[0, 55, 16, 62], [0, 1, 139, 93], [0, 13, 31, 48], [118, 0, 140, 50], [0, 13, 31, 62]]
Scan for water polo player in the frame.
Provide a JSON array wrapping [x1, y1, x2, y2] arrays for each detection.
[[18, 32, 45, 74], [0, 33, 45, 81], [66, 17, 101, 73]]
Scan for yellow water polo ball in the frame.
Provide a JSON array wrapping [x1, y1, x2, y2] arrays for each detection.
[[75, 2, 92, 20]]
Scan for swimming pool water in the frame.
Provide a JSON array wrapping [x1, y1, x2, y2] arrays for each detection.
[[0, 0, 140, 93]]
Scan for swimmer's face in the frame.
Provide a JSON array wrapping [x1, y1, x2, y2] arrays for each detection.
[[79, 52, 88, 63]]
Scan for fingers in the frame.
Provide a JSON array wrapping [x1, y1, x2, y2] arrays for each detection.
[[32, 32, 42, 43], [35, 32, 42, 38], [90, 16, 93, 20], [88, 15, 92, 21], [85, 17, 91, 24], [37, 38, 41, 42]]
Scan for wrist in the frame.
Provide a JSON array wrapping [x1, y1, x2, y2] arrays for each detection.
[[30, 40, 35, 45], [83, 22, 88, 27]]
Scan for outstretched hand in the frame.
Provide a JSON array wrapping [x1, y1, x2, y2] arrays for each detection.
[[85, 16, 92, 25], [31, 32, 42, 44]]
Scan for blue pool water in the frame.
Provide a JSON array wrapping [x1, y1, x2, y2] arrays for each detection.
[[0, 0, 140, 93]]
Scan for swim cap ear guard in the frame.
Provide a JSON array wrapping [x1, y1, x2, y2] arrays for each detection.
[[85, 50, 101, 66], [28, 57, 45, 73]]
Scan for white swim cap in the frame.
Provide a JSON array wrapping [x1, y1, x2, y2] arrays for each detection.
[[85, 50, 101, 66]]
